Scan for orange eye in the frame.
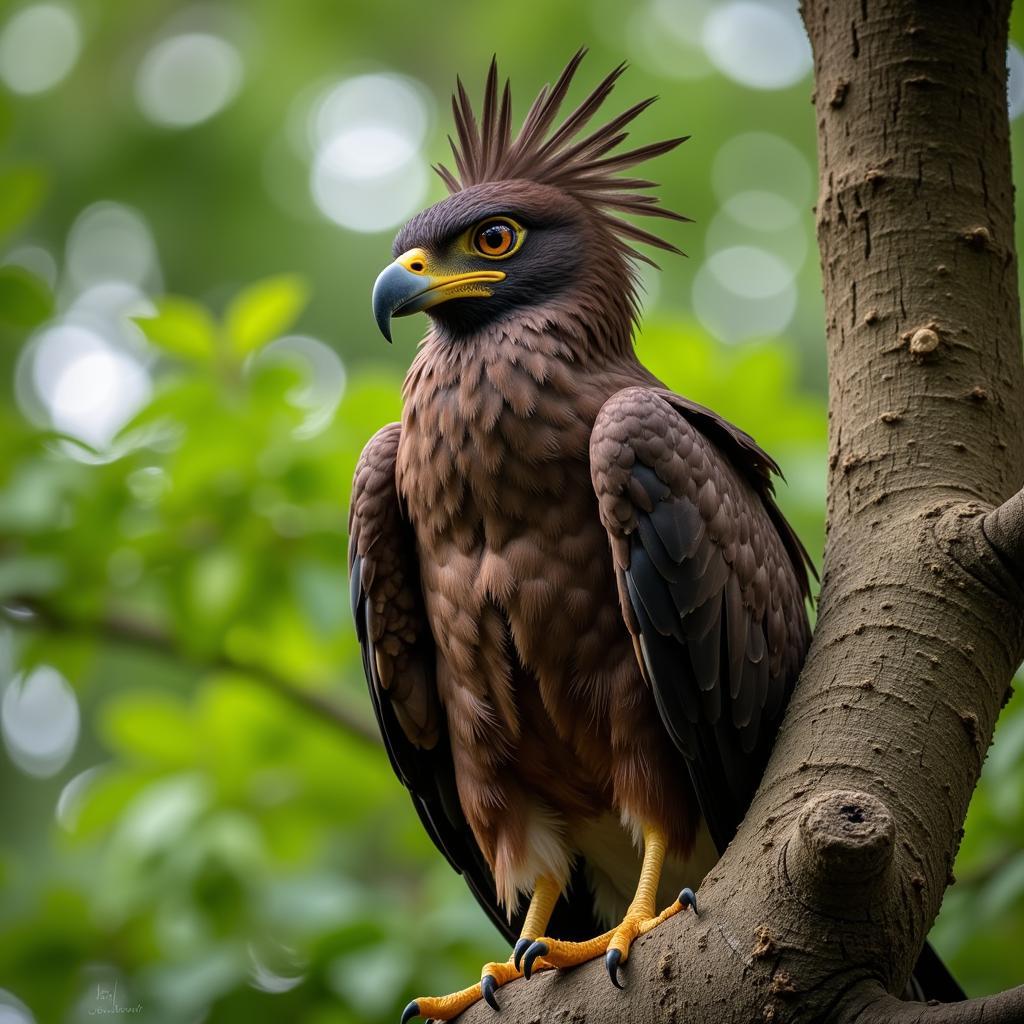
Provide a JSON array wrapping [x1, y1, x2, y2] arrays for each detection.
[[474, 220, 518, 257]]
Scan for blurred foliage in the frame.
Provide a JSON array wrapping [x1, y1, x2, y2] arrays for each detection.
[[0, 3, 1022, 1023]]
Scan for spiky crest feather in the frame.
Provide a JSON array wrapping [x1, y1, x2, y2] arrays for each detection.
[[435, 49, 691, 267]]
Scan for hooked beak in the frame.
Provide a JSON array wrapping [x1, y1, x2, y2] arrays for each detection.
[[371, 248, 506, 342]]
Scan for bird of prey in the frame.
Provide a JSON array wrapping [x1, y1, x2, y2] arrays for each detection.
[[350, 50, 959, 1022]]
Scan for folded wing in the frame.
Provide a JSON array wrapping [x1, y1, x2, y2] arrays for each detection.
[[589, 387, 813, 850]]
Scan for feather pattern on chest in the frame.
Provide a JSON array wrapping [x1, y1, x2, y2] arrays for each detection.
[[393, 319, 695, 903], [398, 320, 598, 533], [396, 316, 637, 670]]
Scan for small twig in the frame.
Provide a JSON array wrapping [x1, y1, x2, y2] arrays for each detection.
[[1, 598, 381, 747]]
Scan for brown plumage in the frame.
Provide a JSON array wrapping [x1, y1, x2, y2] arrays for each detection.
[[350, 51, 813, 1017]]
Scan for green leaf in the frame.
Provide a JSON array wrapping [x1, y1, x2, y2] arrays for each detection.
[[224, 274, 309, 356], [0, 163, 47, 239], [0, 265, 52, 327], [99, 690, 197, 766], [134, 296, 217, 362]]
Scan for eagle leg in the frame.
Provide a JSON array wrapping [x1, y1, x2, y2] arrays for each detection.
[[400, 876, 562, 1022], [520, 826, 698, 989], [604, 824, 698, 988]]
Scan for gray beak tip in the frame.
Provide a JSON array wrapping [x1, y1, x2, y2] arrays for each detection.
[[372, 262, 428, 344]]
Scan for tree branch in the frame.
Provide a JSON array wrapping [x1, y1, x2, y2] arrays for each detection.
[[982, 486, 1024, 572], [848, 984, 1024, 1024], [0, 598, 381, 746]]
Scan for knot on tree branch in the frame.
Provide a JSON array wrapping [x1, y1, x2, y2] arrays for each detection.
[[789, 791, 894, 914]]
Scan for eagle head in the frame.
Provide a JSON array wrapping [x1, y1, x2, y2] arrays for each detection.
[[371, 50, 689, 345]]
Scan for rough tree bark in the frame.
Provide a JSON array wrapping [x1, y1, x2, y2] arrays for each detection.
[[459, 3, 1024, 1021]]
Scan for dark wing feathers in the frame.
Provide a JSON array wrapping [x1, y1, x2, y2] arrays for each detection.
[[591, 386, 813, 853], [349, 423, 599, 946], [628, 543, 681, 638], [348, 425, 465, 871], [589, 391, 965, 1004]]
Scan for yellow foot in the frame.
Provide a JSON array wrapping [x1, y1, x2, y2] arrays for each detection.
[[605, 887, 697, 989], [517, 928, 616, 978], [401, 957, 550, 1022], [518, 887, 697, 989]]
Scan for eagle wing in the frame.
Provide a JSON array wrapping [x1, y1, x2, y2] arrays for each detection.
[[589, 386, 814, 851], [349, 423, 599, 944]]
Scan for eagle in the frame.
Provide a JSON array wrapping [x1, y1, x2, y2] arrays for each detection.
[[349, 50, 960, 1022]]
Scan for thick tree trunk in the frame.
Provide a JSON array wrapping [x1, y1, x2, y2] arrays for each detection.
[[460, 3, 1024, 1021]]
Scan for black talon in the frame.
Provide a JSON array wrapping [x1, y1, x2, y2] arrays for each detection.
[[513, 937, 532, 971], [606, 948, 624, 989], [678, 887, 698, 915], [481, 974, 500, 1011], [401, 1000, 420, 1024], [522, 940, 548, 980]]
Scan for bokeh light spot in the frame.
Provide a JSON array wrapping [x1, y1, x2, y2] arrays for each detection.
[[248, 942, 307, 994], [702, 0, 811, 90], [0, 3, 80, 95], [2, 666, 79, 778], [24, 323, 151, 449], [693, 243, 797, 343], [2, 245, 57, 289], [627, 0, 714, 81], [67, 282, 158, 363], [705, 206, 808, 275], [308, 73, 431, 233], [0, 991, 34, 1024], [126, 466, 169, 505], [309, 73, 428, 153], [135, 32, 243, 128], [327, 944, 410, 1017], [56, 765, 104, 831], [1008, 43, 1024, 120], [66, 202, 159, 292], [312, 141, 428, 233], [722, 190, 800, 232], [116, 775, 209, 853], [256, 334, 346, 439], [708, 245, 793, 299], [712, 132, 812, 207]]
